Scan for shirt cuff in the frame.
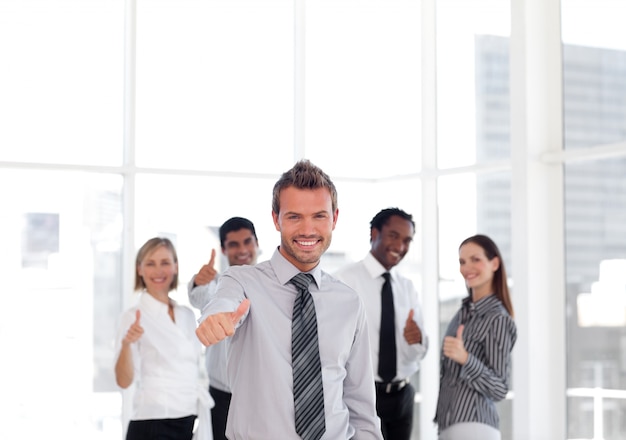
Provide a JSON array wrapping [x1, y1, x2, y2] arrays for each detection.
[[459, 352, 482, 382]]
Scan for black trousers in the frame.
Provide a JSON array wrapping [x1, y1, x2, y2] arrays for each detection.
[[376, 383, 415, 440], [209, 385, 232, 440], [126, 415, 196, 440]]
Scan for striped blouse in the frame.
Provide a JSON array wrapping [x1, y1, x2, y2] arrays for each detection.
[[434, 294, 517, 432]]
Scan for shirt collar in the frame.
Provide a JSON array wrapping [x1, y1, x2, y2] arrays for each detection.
[[270, 247, 323, 289], [139, 291, 175, 316], [363, 251, 394, 280], [462, 293, 502, 316]]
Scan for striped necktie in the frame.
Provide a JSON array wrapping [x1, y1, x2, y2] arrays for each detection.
[[290, 273, 326, 440]]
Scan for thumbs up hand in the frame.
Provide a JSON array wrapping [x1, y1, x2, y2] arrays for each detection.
[[442, 324, 469, 365], [403, 309, 423, 345], [195, 249, 218, 286], [122, 310, 144, 346], [196, 299, 251, 347]]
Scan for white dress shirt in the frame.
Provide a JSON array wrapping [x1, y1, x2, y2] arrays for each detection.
[[200, 248, 383, 440], [334, 252, 428, 382], [115, 292, 207, 421]]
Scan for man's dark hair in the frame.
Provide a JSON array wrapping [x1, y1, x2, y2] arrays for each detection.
[[219, 217, 257, 249], [370, 207, 415, 232]]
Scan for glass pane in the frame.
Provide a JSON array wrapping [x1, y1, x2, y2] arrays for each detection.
[[0, 0, 124, 165], [306, 0, 422, 179], [135, 173, 277, 304], [565, 158, 626, 440], [604, 398, 626, 440], [134, 0, 294, 174], [438, 171, 513, 437], [562, 0, 626, 150], [439, 172, 512, 286], [567, 396, 595, 439], [0, 170, 123, 439], [437, 0, 511, 168], [332, 178, 422, 267]]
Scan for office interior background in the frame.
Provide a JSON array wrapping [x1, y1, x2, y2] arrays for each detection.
[[1, 0, 625, 439]]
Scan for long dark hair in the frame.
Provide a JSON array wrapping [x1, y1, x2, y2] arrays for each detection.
[[460, 234, 514, 318]]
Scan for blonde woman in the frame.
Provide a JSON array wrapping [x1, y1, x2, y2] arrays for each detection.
[[115, 237, 211, 440]]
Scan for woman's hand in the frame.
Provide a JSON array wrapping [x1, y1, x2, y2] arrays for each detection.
[[122, 310, 144, 345], [443, 324, 469, 365]]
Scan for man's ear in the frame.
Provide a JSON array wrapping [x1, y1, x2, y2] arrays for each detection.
[[272, 211, 280, 231]]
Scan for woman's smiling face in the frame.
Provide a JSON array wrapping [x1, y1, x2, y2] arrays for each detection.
[[459, 241, 499, 299], [137, 245, 178, 295]]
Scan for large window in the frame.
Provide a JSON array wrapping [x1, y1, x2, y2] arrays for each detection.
[[1, 1, 626, 439], [436, 1, 513, 437], [564, 158, 626, 440], [561, 1, 626, 439], [1, 2, 425, 438], [134, 0, 294, 173], [437, 0, 511, 169], [0, 0, 124, 166], [0, 170, 123, 439], [306, 0, 422, 178], [561, 0, 626, 150]]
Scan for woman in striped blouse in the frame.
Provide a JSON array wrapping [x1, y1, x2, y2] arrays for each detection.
[[434, 234, 517, 440]]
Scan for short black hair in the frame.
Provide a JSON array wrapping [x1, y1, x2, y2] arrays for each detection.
[[219, 217, 257, 249], [370, 207, 415, 232]]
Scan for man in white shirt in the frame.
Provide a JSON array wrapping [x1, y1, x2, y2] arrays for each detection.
[[334, 207, 428, 440], [188, 217, 259, 440]]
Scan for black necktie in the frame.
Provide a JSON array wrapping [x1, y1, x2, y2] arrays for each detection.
[[378, 272, 397, 382], [290, 273, 326, 440]]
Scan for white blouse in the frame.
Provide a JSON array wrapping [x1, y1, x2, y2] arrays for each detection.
[[115, 292, 205, 420]]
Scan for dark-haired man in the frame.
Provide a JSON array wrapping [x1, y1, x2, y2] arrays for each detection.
[[334, 208, 428, 440], [188, 216, 259, 440]]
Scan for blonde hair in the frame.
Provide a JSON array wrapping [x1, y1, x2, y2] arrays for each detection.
[[134, 237, 179, 291]]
